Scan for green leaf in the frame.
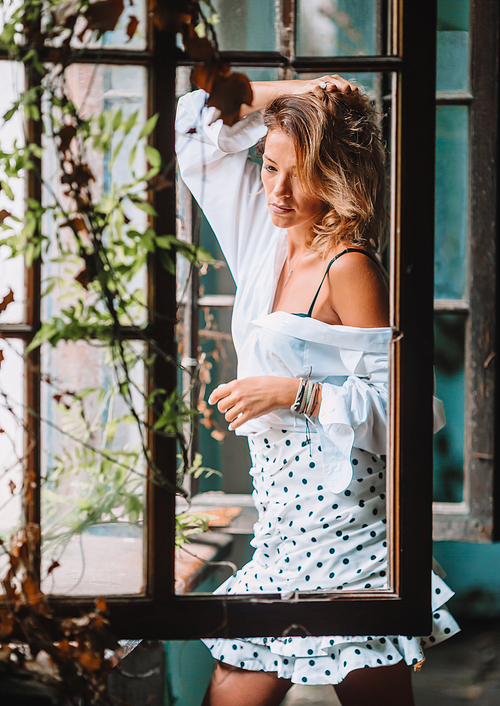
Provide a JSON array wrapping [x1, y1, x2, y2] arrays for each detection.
[[0, 181, 14, 201], [138, 113, 159, 140], [112, 108, 123, 132], [129, 194, 157, 216], [122, 109, 139, 136], [144, 145, 162, 169]]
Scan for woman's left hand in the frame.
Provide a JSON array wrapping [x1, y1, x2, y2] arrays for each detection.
[[208, 376, 299, 431]]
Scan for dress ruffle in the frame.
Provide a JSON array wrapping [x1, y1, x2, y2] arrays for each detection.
[[202, 429, 460, 685]]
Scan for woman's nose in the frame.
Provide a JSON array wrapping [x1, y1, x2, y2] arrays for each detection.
[[274, 175, 292, 199]]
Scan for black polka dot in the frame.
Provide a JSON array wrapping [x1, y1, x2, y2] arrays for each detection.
[[352, 459, 358, 465], [377, 659, 382, 664], [332, 504, 338, 509], [288, 471, 293, 478], [366, 644, 372, 650], [308, 649, 314, 655], [343, 558, 349, 565], [429, 636, 436, 643], [379, 638, 386, 644], [284, 487, 288, 493], [380, 571, 386, 577], [365, 583, 372, 588], [284, 658, 289, 664], [356, 545, 363, 551], [372, 508, 378, 516], [343, 535, 350, 541], [435, 588, 441, 594], [344, 490, 351, 496], [309, 462, 315, 468], [370, 531, 376, 538], [302, 677, 307, 683], [329, 548, 335, 554], [295, 455, 300, 462], [283, 460, 287, 465], [296, 504, 301, 510], [325, 669, 331, 676], [355, 649, 361, 655], [301, 527, 306, 533], [309, 659, 315, 666], [444, 627, 451, 634], [343, 660, 347, 667], [370, 486, 376, 493], [264, 438, 268, 444], [305, 575, 310, 581], [336, 530, 342, 537], [323, 523, 329, 529], [302, 479, 308, 485], [318, 495, 324, 501], [359, 500, 365, 507], [311, 537, 317, 542], [329, 572, 335, 578], [387, 655, 393, 661], [317, 485, 323, 491], [371, 555, 376, 561], [286, 439, 291, 446], [367, 467, 373, 474], [317, 561, 323, 568], [232, 644, 237, 650]]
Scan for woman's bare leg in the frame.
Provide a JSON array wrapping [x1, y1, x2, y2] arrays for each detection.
[[334, 660, 415, 706], [201, 661, 292, 706]]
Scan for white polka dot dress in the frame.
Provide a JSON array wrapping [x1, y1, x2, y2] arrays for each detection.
[[203, 428, 460, 685]]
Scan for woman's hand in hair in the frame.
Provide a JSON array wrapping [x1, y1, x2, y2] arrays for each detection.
[[208, 376, 301, 431], [239, 75, 358, 117]]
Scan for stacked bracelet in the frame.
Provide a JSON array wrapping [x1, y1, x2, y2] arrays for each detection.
[[290, 380, 322, 417]]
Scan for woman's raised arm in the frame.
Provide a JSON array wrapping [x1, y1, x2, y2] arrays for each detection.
[[239, 74, 358, 117]]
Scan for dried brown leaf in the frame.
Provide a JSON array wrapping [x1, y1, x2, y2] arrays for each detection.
[[125, 14, 139, 42], [79, 650, 102, 672], [9, 479, 16, 495], [95, 596, 107, 613], [57, 125, 77, 154], [0, 610, 14, 639], [0, 350, 4, 368], [80, 0, 125, 40], [206, 72, 253, 126], [0, 208, 11, 223], [47, 559, 61, 577], [0, 288, 15, 314]]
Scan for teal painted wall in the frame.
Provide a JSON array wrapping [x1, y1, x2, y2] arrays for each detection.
[[433, 542, 500, 618]]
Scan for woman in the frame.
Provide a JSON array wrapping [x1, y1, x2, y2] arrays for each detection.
[[175, 75, 459, 706]]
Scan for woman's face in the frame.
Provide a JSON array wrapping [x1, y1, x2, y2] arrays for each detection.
[[261, 129, 325, 232]]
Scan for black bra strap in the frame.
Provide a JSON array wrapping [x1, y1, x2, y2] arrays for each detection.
[[306, 248, 382, 318]]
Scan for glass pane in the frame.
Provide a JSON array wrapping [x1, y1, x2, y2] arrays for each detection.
[[0, 339, 24, 589], [437, 0, 469, 92], [433, 314, 465, 503], [40, 340, 146, 595], [435, 106, 468, 300], [175, 75, 393, 597], [41, 64, 148, 327], [55, 2, 147, 51], [211, 0, 276, 52], [0, 62, 25, 324], [297, 0, 378, 57]]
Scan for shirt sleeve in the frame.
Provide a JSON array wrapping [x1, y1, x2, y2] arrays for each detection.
[[316, 350, 388, 493], [316, 351, 446, 494], [175, 90, 271, 285]]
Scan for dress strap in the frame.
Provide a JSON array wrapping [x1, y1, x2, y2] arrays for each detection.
[[306, 248, 382, 318]]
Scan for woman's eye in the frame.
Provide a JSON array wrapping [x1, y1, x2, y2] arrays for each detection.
[[263, 164, 277, 173]]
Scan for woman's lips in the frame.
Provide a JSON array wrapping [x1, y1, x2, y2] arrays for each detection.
[[270, 203, 294, 214]]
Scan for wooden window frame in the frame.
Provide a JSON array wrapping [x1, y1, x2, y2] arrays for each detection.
[[432, 0, 499, 542], [1, 0, 444, 638]]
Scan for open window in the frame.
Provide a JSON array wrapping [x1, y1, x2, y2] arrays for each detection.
[[2, 0, 496, 642]]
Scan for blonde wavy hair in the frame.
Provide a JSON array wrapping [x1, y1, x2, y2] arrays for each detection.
[[259, 89, 387, 255]]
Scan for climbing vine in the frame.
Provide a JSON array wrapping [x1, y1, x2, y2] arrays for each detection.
[[0, 0, 252, 700]]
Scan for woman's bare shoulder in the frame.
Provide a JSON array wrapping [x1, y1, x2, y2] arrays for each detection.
[[326, 248, 389, 328]]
